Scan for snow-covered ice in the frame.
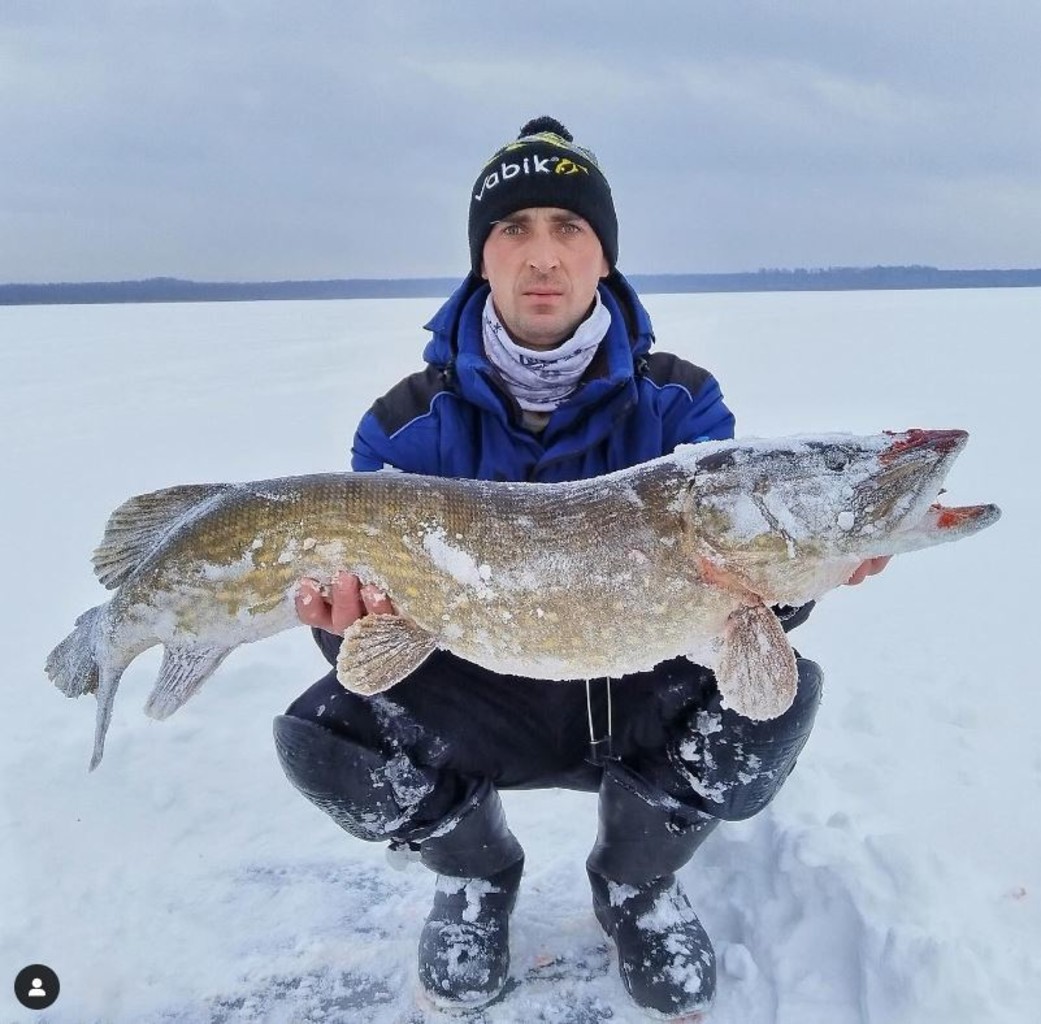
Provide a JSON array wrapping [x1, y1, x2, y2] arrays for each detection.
[[1, 287, 1037, 1022]]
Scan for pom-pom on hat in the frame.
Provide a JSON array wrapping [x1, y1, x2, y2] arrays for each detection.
[[468, 116, 618, 275]]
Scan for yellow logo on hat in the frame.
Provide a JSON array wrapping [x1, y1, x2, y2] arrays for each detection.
[[555, 158, 589, 176], [472, 151, 591, 201]]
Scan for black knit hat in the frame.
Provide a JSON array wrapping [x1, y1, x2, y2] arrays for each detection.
[[468, 116, 618, 275]]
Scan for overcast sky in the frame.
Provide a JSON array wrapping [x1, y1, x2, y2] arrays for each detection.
[[3, 0, 1040, 282]]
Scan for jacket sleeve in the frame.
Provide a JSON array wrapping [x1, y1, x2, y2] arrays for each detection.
[[640, 353, 736, 450], [673, 374, 736, 445], [350, 365, 451, 474], [351, 409, 407, 472]]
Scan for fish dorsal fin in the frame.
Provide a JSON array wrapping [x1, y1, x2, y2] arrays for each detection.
[[336, 614, 438, 695], [713, 600, 798, 721], [92, 483, 233, 589]]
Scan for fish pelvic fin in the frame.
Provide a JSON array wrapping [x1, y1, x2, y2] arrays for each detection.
[[144, 645, 233, 720], [92, 483, 234, 589], [336, 614, 438, 695], [45, 603, 105, 698], [713, 601, 798, 721]]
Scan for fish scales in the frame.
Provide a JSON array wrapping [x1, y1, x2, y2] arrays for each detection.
[[105, 469, 712, 678], [46, 430, 1000, 768]]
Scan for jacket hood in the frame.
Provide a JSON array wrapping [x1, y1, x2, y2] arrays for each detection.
[[421, 268, 656, 369]]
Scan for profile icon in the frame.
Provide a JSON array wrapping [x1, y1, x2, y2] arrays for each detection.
[[14, 964, 60, 1009]]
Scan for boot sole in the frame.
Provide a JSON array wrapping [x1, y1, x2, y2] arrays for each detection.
[[417, 974, 508, 1011]]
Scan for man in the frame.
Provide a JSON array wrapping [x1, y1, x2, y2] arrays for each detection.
[[275, 117, 888, 1017]]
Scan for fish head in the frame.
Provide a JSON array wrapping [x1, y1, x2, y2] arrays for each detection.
[[675, 429, 1000, 606]]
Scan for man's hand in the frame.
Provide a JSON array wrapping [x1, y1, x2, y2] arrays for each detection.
[[845, 556, 892, 586], [295, 572, 395, 634]]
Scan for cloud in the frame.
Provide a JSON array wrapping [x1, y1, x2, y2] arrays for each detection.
[[2, 0, 1039, 281]]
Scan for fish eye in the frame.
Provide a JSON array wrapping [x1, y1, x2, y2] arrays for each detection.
[[823, 448, 848, 472]]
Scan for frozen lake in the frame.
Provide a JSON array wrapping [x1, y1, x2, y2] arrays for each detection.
[[1, 286, 1037, 1022]]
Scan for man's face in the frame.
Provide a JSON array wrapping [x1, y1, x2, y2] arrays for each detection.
[[480, 207, 609, 351]]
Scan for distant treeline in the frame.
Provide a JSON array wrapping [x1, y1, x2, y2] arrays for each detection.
[[2, 266, 1040, 306]]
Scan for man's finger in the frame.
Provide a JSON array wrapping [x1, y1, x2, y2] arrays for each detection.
[[846, 564, 868, 585], [360, 583, 395, 616], [846, 556, 892, 586], [329, 572, 366, 633], [295, 577, 333, 629]]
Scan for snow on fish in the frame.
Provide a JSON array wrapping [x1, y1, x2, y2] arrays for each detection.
[[45, 429, 1000, 769]]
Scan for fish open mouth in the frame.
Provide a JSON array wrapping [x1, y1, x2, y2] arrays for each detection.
[[871, 429, 1001, 546]]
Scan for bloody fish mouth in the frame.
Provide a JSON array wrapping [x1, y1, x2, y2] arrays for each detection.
[[926, 501, 999, 531], [880, 428, 968, 463]]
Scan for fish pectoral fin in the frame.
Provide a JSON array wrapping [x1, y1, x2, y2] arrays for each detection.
[[144, 645, 231, 720], [336, 614, 437, 695], [713, 601, 798, 721]]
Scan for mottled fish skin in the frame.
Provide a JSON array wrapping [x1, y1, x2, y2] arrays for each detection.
[[45, 429, 1000, 768]]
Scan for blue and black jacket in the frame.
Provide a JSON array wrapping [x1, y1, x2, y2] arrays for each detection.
[[350, 270, 735, 481]]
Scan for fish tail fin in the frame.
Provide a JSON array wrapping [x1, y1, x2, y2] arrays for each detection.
[[46, 605, 130, 771], [45, 604, 106, 698], [90, 663, 126, 771]]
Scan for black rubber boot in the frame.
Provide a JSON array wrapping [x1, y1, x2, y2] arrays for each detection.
[[417, 778, 524, 1008], [587, 759, 719, 1019], [272, 716, 523, 1009]]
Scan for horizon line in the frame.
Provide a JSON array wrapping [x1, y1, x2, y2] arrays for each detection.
[[4, 263, 1041, 288]]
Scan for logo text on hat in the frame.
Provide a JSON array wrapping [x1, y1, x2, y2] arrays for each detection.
[[473, 155, 590, 202]]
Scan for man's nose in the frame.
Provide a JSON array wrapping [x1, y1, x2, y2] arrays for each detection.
[[526, 235, 560, 273]]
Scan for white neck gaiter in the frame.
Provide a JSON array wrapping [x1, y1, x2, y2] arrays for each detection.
[[481, 293, 612, 412]]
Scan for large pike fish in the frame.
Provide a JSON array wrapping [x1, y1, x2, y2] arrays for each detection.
[[46, 429, 999, 769]]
